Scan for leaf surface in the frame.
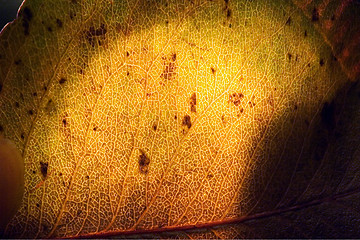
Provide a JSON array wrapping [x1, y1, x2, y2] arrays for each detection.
[[0, 0, 359, 238]]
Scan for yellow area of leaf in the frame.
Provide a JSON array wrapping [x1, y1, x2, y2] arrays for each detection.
[[0, 0, 350, 238]]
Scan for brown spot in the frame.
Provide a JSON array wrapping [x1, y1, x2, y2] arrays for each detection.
[[33, 92, 37, 97], [28, 109, 34, 115], [56, 18, 63, 28], [307, 63, 311, 67], [207, 173, 214, 179], [211, 67, 216, 75], [59, 172, 62, 176], [47, 27, 52, 32], [174, 115, 177, 120], [62, 119, 67, 126], [0, 83, 2, 93], [312, 8, 319, 22], [331, 14, 335, 21], [319, 59, 324, 66], [40, 161, 48, 178], [321, 101, 336, 132], [153, 124, 157, 131], [21, 133, 25, 139], [85, 175, 89, 179], [286, 17, 291, 25], [190, 92, 197, 113], [249, 101, 255, 108], [0, 125, 3, 132], [93, 126, 97, 131], [126, 51, 130, 57], [294, 104, 298, 110], [32, 170, 36, 174], [59, 78, 66, 84], [182, 115, 192, 129], [240, 108, 244, 113], [15, 102, 19, 108], [229, 92, 244, 106], [304, 30, 307, 37], [161, 53, 177, 80], [36, 203, 40, 207], [139, 150, 150, 174], [21, 7, 33, 35], [14, 59, 22, 65]]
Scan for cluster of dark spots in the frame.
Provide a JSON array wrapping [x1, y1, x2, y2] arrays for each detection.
[[207, 173, 214, 179], [288, 53, 292, 61], [21, 133, 25, 139], [28, 109, 34, 115], [229, 92, 244, 106], [14, 59, 22, 65], [59, 78, 67, 84], [321, 101, 336, 131], [40, 161, 48, 178], [248, 101, 255, 108], [312, 7, 319, 22], [161, 53, 177, 80], [304, 30, 307, 37], [210, 67, 216, 75], [56, 18, 63, 28], [85, 24, 107, 47], [190, 92, 197, 113], [319, 58, 324, 66], [286, 16, 291, 25], [138, 150, 150, 174], [21, 7, 33, 35], [182, 115, 192, 129]]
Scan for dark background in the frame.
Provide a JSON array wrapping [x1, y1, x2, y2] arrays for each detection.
[[0, 0, 24, 31]]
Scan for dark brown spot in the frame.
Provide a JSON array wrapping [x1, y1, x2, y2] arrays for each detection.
[[32, 170, 36, 174], [312, 8, 319, 22], [22, 7, 33, 35], [182, 115, 192, 129], [139, 150, 150, 174], [304, 30, 307, 37], [21, 133, 25, 139], [33, 92, 37, 97], [15, 102, 19, 108], [172, 53, 176, 61], [174, 115, 177, 120], [307, 63, 311, 67], [153, 124, 157, 131], [240, 108, 244, 113], [190, 92, 197, 113], [85, 175, 89, 179], [126, 51, 130, 57], [249, 101, 255, 108], [331, 14, 335, 21], [62, 119, 67, 126], [93, 126, 97, 131], [85, 24, 107, 47], [319, 59, 324, 66], [286, 16, 291, 25], [161, 53, 177, 80], [211, 67, 216, 75], [14, 59, 22, 65], [40, 161, 48, 178], [0, 83, 2, 93], [0, 125, 3, 132], [207, 173, 214, 179], [321, 101, 336, 131], [288, 53, 292, 61], [229, 92, 244, 106], [56, 18, 63, 28], [59, 172, 62, 176], [47, 27, 52, 32], [28, 109, 34, 115], [227, 9, 232, 18], [36, 203, 40, 207], [294, 104, 298, 110], [59, 78, 66, 84]]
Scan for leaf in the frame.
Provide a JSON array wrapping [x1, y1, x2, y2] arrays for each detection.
[[0, 0, 359, 238]]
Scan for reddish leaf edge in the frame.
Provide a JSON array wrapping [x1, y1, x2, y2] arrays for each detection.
[[62, 187, 360, 239]]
